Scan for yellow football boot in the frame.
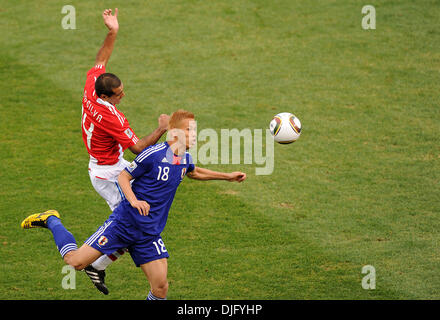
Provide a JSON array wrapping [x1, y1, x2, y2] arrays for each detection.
[[21, 210, 60, 229]]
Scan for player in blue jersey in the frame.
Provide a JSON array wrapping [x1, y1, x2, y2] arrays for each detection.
[[21, 109, 246, 300]]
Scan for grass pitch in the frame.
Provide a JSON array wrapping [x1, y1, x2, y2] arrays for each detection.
[[1, 0, 439, 299]]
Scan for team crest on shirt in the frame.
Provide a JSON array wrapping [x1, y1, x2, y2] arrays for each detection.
[[98, 236, 108, 246], [124, 128, 133, 139], [127, 161, 137, 172]]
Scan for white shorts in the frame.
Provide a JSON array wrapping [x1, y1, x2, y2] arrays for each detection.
[[88, 158, 131, 211]]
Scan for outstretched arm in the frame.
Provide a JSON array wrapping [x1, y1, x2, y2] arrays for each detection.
[[187, 167, 246, 182], [95, 8, 119, 67]]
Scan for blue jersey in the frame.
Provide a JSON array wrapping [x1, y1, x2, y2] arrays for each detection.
[[113, 142, 195, 235]]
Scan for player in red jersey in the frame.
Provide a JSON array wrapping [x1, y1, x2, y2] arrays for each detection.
[[81, 8, 169, 294]]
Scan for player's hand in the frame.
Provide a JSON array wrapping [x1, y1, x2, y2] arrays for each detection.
[[227, 172, 246, 183], [130, 199, 150, 216], [158, 114, 170, 131], [102, 8, 119, 32]]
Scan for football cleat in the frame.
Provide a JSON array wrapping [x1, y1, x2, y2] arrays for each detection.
[[84, 265, 109, 295], [21, 210, 60, 229]]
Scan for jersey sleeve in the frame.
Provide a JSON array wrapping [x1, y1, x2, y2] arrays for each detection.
[[110, 124, 139, 150], [85, 65, 106, 101], [125, 148, 155, 179], [87, 64, 106, 78], [100, 115, 140, 151]]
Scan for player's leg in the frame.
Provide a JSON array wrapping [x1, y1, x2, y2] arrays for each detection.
[[83, 217, 129, 295], [92, 248, 128, 268], [21, 210, 79, 258], [64, 244, 102, 270], [22, 210, 105, 268], [140, 258, 169, 300], [89, 172, 124, 213], [88, 158, 130, 212], [88, 169, 128, 271], [128, 233, 170, 299]]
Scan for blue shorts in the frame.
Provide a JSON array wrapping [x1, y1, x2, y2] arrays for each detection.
[[85, 217, 169, 267]]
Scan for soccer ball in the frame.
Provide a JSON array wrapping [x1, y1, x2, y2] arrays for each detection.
[[269, 112, 302, 144]]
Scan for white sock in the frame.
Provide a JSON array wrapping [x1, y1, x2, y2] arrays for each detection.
[[91, 249, 127, 270], [91, 255, 113, 271]]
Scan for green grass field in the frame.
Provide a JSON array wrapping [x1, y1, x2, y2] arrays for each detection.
[[1, 0, 439, 300]]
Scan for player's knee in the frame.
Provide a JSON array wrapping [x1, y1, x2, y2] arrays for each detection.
[[63, 253, 86, 270], [73, 262, 87, 271], [158, 280, 169, 293], [153, 280, 169, 298]]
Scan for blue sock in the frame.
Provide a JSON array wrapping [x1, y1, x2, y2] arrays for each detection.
[[46, 216, 77, 258]]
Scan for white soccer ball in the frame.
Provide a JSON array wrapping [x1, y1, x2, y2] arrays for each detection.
[[269, 112, 302, 144]]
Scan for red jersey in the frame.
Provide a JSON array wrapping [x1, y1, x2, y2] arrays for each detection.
[[81, 65, 139, 165]]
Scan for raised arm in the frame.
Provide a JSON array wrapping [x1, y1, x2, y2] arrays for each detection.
[[187, 167, 246, 182], [95, 8, 119, 67]]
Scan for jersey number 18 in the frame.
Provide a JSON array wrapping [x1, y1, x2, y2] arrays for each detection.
[[157, 166, 169, 181]]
